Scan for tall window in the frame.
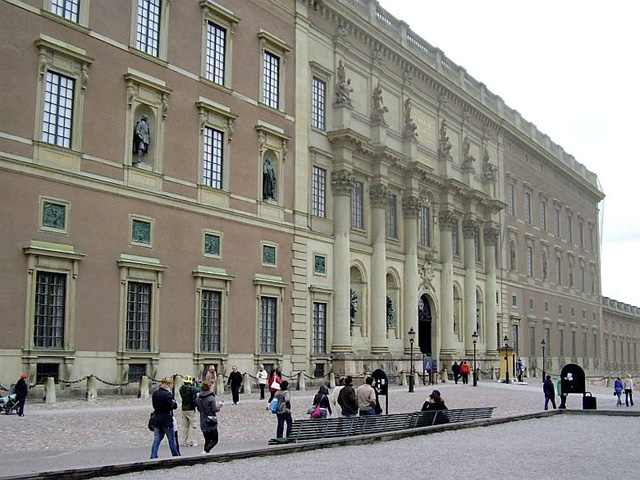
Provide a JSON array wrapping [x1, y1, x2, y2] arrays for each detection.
[[42, 72, 74, 148], [51, 0, 79, 23], [524, 192, 532, 224], [474, 229, 481, 262], [263, 52, 280, 109], [559, 329, 564, 356], [205, 22, 226, 85], [136, 0, 161, 57], [452, 220, 459, 256], [312, 302, 327, 354], [420, 205, 430, 247], [203, 127, 223, 189], [544, 327, 551, 352], [583, 332, 588, 357], [386, 194, 397, 238], [126, 282, 151, 351], [589, 226, 594, 251], [579, 222, 584, 248], [34, 272, 66, 348], [507, 183, 515, 216], [526, 246, 534, 276], [311, 77, 326, 130], [540, 199, 547, 230], [312, 166, 326, 217], [571, 331, 576, 357], [351, 181, 364, 229], [554, 208, 561, 236], [567, 214, 573, 243], [555, 257, 562, 284], [200, 290, 221, 352], [529, 326, 536, 355], [260, 297, 277, 354], [580, 266, 585, 291]]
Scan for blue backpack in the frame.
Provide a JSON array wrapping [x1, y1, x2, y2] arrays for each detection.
[[270, 398, 279, 414]]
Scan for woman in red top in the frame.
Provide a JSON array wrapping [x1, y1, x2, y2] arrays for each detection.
[[267, 369, 282, 403]]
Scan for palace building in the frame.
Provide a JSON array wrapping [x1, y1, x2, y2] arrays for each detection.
[[0, 0, 636, 391]]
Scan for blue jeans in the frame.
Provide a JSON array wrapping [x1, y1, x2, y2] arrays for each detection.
[[276, 412, 293, 438], [150, 424, 180, 458], [615, 391, 622, 406], [359, 408, 375, 416]]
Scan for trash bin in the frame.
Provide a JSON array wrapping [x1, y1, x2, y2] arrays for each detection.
[[582, 392, 597, 410]]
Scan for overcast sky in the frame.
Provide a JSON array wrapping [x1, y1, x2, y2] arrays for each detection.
[[377, 0, 640, 307]]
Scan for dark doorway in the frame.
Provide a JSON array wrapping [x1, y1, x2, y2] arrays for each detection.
[[418, 294, 432, 355]]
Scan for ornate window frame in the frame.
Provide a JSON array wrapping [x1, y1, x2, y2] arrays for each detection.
[[200, 0, 240, 89], [253, 274, 287, 360], [309, 284, 333, 358], [129, 0, 170, 61], [43, 0, 91, 28], [193, 266, 234, 358], [257, 30, 291, 112]]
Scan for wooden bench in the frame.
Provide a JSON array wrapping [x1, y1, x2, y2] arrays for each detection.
[[268, 407, 495, 444]]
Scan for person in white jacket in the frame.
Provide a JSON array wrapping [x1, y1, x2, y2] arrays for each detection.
[[256, 365, 268, 400], [623, 374, 634, 407]]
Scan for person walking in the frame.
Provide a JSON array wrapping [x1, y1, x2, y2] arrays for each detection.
[[196, 381, 224, 454], [311, 385, 332, 418], [178, 375, 200, 448], [337, 376, 358, 417], [459, 362, 470, 385], [543, 375, 556, 410], [268, 368, 282, 403], [451, 362, 460, 384], [623, 374, 634, 407], [227, 365, 243, 405], [274, 380, 293, 440], [331, 376, 345, 416], [256, 365, 268, 400], [614, 377, 624, 406], [150, 377, 180, 459], [15, 374, 28, 417], [204, 365, 217, 394], [356, 376, 377, 416]]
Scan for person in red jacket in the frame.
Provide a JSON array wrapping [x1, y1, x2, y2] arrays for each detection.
[[459, 361, 471, 385], [267, 368, 282, 403]]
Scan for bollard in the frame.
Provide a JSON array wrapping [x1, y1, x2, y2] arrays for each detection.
[[399, 370, 407, 386], [298, 372, 306, 391], [216, 374, 224, 395], [45, 377, 57, 404], [86, 375, 98, 401], [413, 371, 420, 388], [440, 369, 447, 383], [242, 373, 252, 395], [139, 375, 150, 399], [174, 375, 184, 399], [329, 372, 336, 389]]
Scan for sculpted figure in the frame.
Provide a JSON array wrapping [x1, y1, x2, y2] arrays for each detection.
[[371, 83, 388, 122], [403, 98, 418, 138], [133, 115, 150, 165], [438, 118, 452, 158], [336, 60, 353, 105], [263, 157, 277, 200]]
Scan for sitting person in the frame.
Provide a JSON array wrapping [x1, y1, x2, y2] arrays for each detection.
[[421, 390, 449, 424]]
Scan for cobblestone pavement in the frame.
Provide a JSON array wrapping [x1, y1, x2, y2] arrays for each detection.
[[0, 380, 635, 477]]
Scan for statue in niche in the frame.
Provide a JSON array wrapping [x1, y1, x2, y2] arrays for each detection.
[[350, 289, 358, 325], [438, 118, 453, 158], [403, 98, 418, 138], [481, 148, 498, 181], [386, 296, 395, 328], [132, 114, 150, 165], [336, 60, 353, 105], [419, 252, 435, 291], [371, 82, 388, 123], [462, 136, 476, 170], [263, 157, 277, 200]]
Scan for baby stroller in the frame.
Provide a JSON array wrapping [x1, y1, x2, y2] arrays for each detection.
[[0, 385, 19, 415]]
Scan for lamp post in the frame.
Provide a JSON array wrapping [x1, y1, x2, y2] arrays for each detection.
[[472, 331, 478, 387], [408, 327, 415, 393], [541, 339, 546, 383], [504, 334, 510, 384]]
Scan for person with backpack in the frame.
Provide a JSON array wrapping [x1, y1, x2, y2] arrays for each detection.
[[178, 375, 200, 448], [274, 380, 293, 440], [459, 362, 471, 385], [196, 380, 224, 454], [337, 376, 358, 417]]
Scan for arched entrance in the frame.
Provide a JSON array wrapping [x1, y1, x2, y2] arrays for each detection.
[[418, 294, 432, 356]]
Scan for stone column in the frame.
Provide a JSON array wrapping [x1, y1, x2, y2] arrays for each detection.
[[439, 210, 456, 355], [463, 218, 478, 355], [402, 195, 420, 353], [370, 184, 389, 354], [331, 170, 353, 353], [484, 226, 499, 355]]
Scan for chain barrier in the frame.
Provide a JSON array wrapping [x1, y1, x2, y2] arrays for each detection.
[[93, 376, 137, 387], [58, 376, 89, 385]]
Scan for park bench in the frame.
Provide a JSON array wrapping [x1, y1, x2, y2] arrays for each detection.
[[268, 407, 495, 444]]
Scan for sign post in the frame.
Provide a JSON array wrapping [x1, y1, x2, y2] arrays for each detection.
[[371, 368, 389, 415]]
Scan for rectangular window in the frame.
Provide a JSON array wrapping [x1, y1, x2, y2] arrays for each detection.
[[311, 77, 326, 130], [312, 302, 327, 354], [474, 229, 481, 263], [452, 220, 459, 256], [554, 208, 561, 236], [583, 332, 588, 357], [34, 272, 66, 348], [524, 192, 531, 224], [351, 181, 364, 229], [559, 329, 564, 356], [262, 244, 276, 266], [512, 324, 519, 353], [200, 290, 221, 353], [420, 205, 430, 247], [544, 328, 550, 352], [136, 0, 161, 57], [204, 232, 221, 257], [526, 246, 534, 276], [579, 222, 584, 248], [567, 215, 573, 243], [36, 363, 60, 384], [203, 126, 223, 189], [263, 51, 280, 109], [205, 21, 226, 85], [555, 257, 562, 284], [51, 0, 79, 23], [42, 71, 74, 148], [512, 295, 517, 307], [260, 296, 277, 354], [386, 194, 397, 238], [589, 227, 594, 252], [580, 266, 585, 291], [540, 199, 547, 230], [507, 183, 515, 216], [529, 326, 536, 355], [126, 282, 151, 351], [129, 364, 146, 384], [571, 331, 576, 357], [312, 166, 326, 218]]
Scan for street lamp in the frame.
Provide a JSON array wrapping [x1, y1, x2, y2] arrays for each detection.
[[408, 327, 416, 393], [472, 331, 478, 387], [503, 334, 510, 384], [541, 339, 546, 383]]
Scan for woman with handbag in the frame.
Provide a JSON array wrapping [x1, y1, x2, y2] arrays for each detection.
[[309, 385, 332, 418], [196, 381, 224, 454], [268, 368, 282, 403]]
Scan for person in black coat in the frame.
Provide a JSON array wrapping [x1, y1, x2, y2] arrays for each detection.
[[150, 377, 180, 459], [337, 376, 358, 417], [227, 365, 243, 405], [543, 375, 556, 410], [421, 390, 449, 425], [15, 374, 28, 417]]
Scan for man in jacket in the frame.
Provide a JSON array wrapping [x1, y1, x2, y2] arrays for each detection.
[[150, 377, 180, 459], [543, 375, 556, 410], [227, 365, 243, 405], [451, 362, 460, 384], [337, 376, 358, 417], [178, 375, 200, 448], [356, 376, 377, 416], [15, 373, 28, 417]]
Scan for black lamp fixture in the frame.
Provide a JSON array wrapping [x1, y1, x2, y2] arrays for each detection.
[[472, 331, 478, 387], [503, 334, 510, 384], [408, 327, 416, 393], [541, 339, 547, 383]]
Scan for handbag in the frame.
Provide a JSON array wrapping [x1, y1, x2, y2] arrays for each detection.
[[205, 415, 218, 426], [310, 404, 322, 418], [147, 412, 156, 431], [306, 405, 316, 415], [270, 380, 281, 390]]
